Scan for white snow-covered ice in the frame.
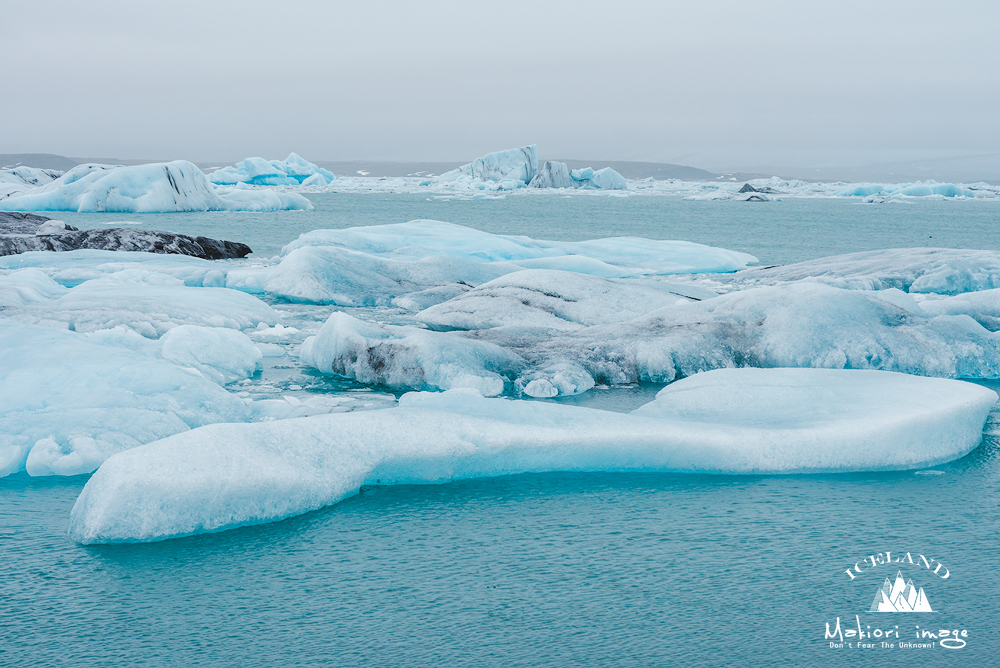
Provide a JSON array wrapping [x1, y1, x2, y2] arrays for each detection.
[[67, 369, 997, 544], [0, 161, 313, 213]]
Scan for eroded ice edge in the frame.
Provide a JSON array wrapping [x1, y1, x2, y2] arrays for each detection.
[[69, 369, 997, 544]]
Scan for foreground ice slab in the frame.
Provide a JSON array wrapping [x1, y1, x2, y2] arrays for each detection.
[[0, 161, 312, 213], [69, 369, 996, 543], [208, 153, 335, 186]]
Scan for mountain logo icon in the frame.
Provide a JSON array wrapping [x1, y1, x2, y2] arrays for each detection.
[[869, 571, 933, 612]]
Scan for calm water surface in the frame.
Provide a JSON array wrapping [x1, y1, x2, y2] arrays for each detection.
[[55, 193, 1000, 262], [4, 195, 1000, 666]]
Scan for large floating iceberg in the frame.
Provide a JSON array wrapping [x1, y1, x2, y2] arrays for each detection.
[[529, 162, 627, 190], [268, 220, 757, 305], [434, 145, 538, 190], [0, 166, 64, 200], [208, 153, 335, 186], [0, 161, 313, 213], [68, 369, 996, 544]]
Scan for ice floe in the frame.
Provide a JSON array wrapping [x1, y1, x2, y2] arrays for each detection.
[[208, 153, 335, 186], [68, 369, 996, 543], [736, 248, 1000, 294], [0, 320, 253, 477], [303, 280, 1000, 396], [266, 221, 755, 305], [0, 161, 313, 213], [417, 269, 715, 331]]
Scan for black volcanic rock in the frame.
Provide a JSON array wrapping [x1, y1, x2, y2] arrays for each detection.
[[738, 183, 782, 195], [0, 212, 252, 259], [0, 212, 71, 234]]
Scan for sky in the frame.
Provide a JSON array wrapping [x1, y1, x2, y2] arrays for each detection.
[[3, 0, 999, 177]]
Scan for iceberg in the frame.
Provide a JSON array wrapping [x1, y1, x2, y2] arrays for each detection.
[[68, 369, 996, 543], [0, 161, 313, 213], [303, 281, 1000, 395], [528, 162, 627, 190], [0, 249, 271, 293], [0, 320, 253, 478], [417, 269, 716, 331], [266, 221, 755, 305], [434, 146, 538, 190], [208, 153, 335, 186], [299, 312, 524, 396], [0, 166, 64, 200], [737, 248, 1000, 295], [529, 161, 575, 188], [834, 181, 982, 199], [0, 267, 279, 338]]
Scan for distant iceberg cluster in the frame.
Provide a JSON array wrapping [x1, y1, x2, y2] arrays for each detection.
[[0, 161, 313, 213], [428, 146, 628, 192], [5, 147, 998, 206], [208, 152, 336, 186]]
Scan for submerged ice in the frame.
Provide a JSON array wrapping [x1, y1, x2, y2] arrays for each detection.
[[68, 369, 997, 544]]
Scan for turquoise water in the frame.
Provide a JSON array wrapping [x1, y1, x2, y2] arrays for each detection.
[[5, 195, 1000, 666], [55, 193, 1000, 262]]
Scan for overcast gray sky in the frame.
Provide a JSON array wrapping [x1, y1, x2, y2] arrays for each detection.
[[3, 0, 998, 174]]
